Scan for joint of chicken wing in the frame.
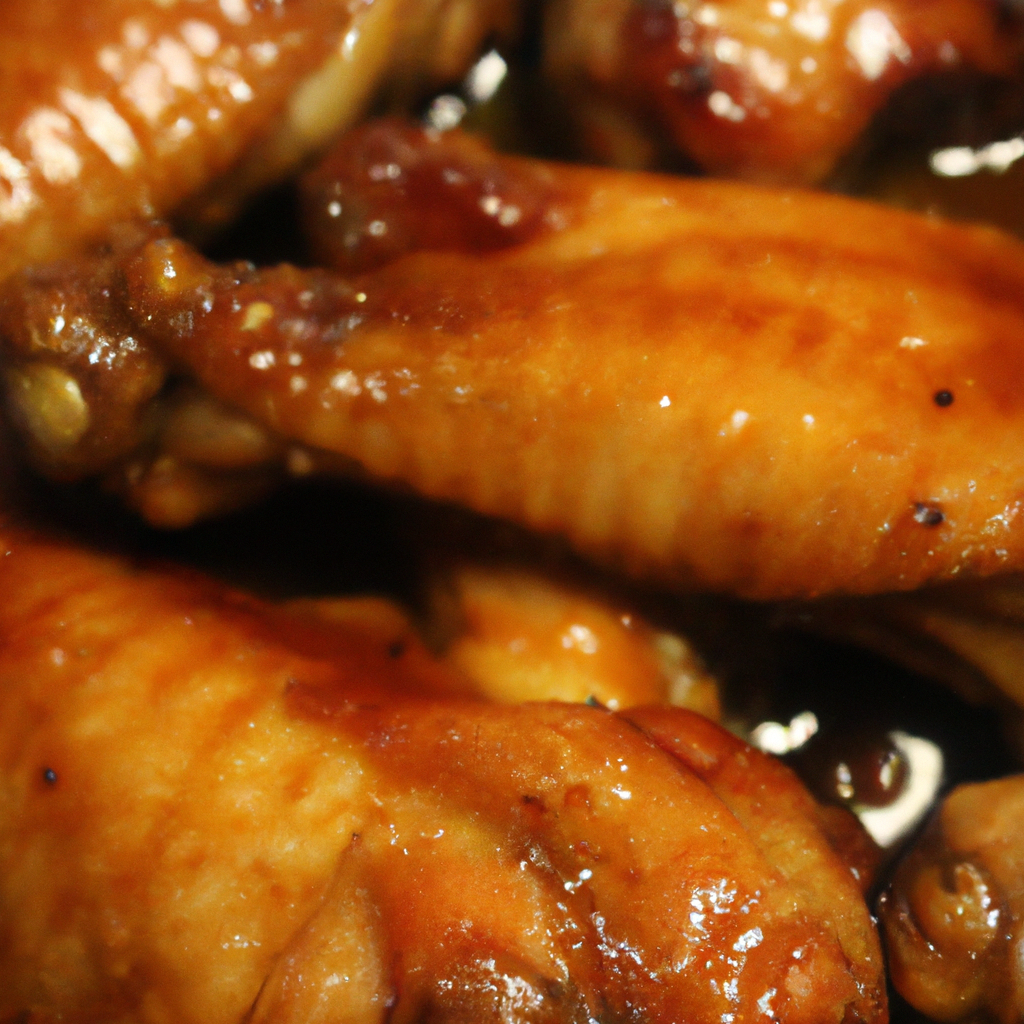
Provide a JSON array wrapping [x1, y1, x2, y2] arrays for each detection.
[[880, 773, 1024, 1023]]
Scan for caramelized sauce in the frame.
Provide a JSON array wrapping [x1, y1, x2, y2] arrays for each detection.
[[0, 10, 1022, 1019], [0, 522, 886, 1022], [301, 118, 566, 273], [116, 142, 1024, 598], [546, 0, 1024, 183]]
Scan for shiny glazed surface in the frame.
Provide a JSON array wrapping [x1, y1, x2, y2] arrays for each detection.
[[433, 561, 722, 715], [880, 774, 1024, 1023], [0, 521, 884, 1023], [56, 123, 1024, 599], [544, 0, 1022, 182], [0, 0, 353, 280], [0, 0, 523, 283], [0, 11, 1022, 1018]]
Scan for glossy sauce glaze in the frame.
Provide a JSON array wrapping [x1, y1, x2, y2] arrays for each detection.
[[0, 0, 355, 281], [301, 118, 565, 272], [0, 224, 168, 480], [0, 0, 527, 283], [880, 774, 1024, 1023], [543, 0, 1024, 182], [0, 519, 885, 1023], [429, 560, 722, 715], [0, 8, 1022, 1024], [15, 121, 1024, 598]]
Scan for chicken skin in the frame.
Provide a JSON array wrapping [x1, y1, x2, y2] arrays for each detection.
[[8, 122, 1024, 599], [543, 0, 1024, 183], [880, 773, 1024, 1023], [0, 12, 1019, 1024], [0, 518, 885, 1023], [0, 0, 519, 282], [428, 560, 721, 715]]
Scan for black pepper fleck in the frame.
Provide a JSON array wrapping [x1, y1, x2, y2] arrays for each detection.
[[42, 767, 57, 786], [934, 390, 954, 407], [913, 502, 945, 527], [387, 640, 405, 659]]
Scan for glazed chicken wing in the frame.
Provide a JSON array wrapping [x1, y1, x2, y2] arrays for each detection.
[[427, 560, 721, 714], [7, 122, 1024, 599], [0, 518, 885, 1023], [880, 773, 1024, 1023], [0, 0, 519, 282], [2, 11, 1022, 1024], [543, 0, 1024, 183]]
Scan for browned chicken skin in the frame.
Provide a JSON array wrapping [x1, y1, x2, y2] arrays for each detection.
[[1, 9, 1023, 1020], [0, 0, 348, 279], [543, 0, 1024, 183], [0, 0, 520, 283], [880, 774, 1024, 1023], [0, 518, 885, 1024], [430, 561, 722, 714], [8, 122, 1024, 598]]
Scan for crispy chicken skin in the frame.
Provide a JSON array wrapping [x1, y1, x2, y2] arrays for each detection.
[[0, 520, 885, 1024], [543, 0, 1023, 182], [879, 774, 1024, 1023], [0, 0, 520, 282], [8, 122, 1024, 598]]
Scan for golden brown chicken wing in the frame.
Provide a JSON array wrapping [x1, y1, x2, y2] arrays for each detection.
[[0, 0, 521, 282], [880, 773, 1024, 1023], [542, 0, 1024, 183], [0, 0, 347, 280], [0, 519, 885, 1023], [424, 560, 721, 714], [8, 122, 1024, 599]]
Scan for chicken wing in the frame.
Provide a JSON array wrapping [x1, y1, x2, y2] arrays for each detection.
[[0, 0, 520, 283], [0, 519, 885, 1023], [542, 0, 1024, 183], [879, 773, 1024, 1023], [8, 122, 1024, 598], [423, 560, 721, 714]]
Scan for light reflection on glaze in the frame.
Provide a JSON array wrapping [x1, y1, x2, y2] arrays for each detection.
[[0, 0, 359, 280], [544, 0, 1023, 182], [0, 0, 526, 282], [16, 121, 1024, 597], [59, 89, 141, 169], [845, 9, 911, 81], [0, 520, 887, 1022]]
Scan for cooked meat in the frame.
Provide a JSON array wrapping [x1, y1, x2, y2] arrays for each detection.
[[0, 0, 520, 281], [880, 773, 1024, 1023], [0, 519, 884, 1023], [8, 123, 1024, 598], [542, 0, 1023, 183]]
